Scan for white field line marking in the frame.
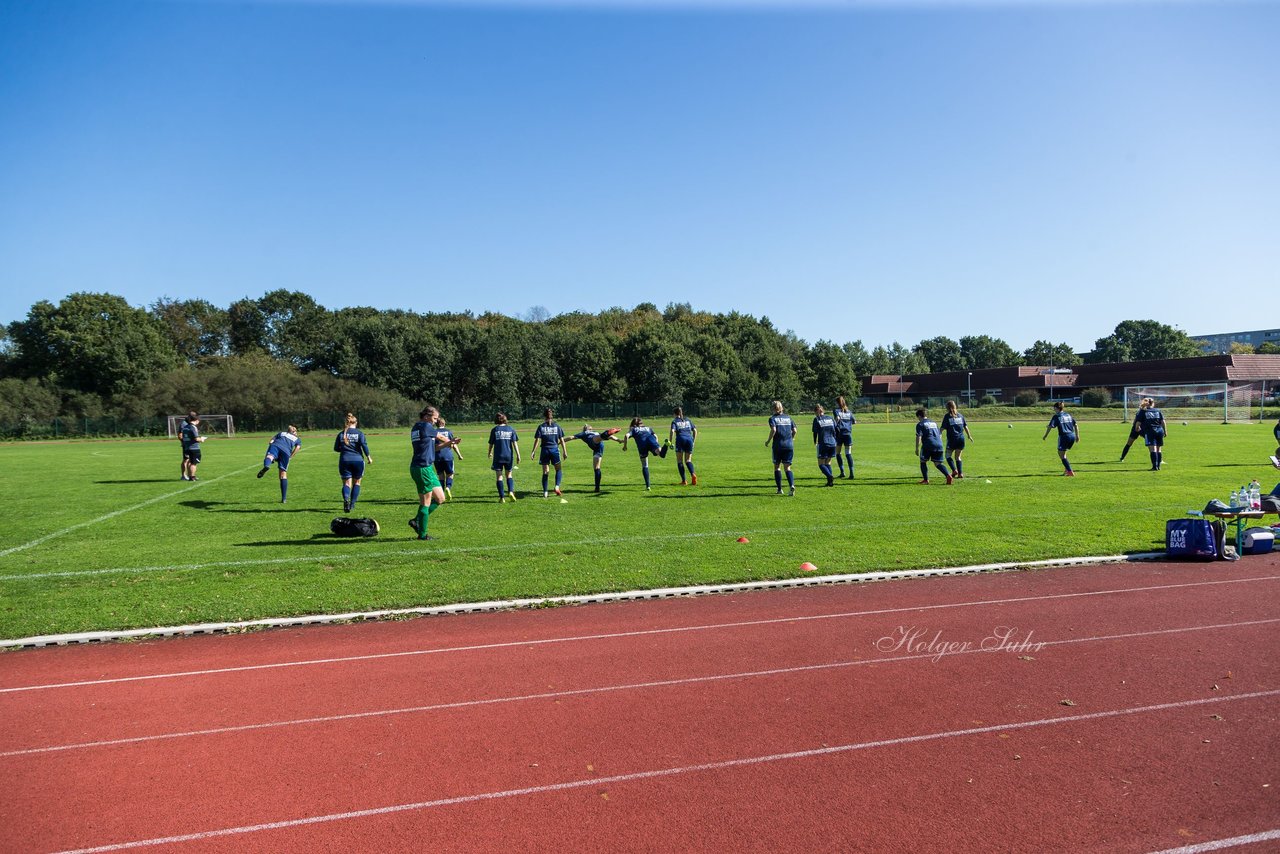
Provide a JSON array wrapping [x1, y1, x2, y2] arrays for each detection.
[[1149, 830, 1280, 853], [50, 688, 1280, 854], [6, 617, 1277, 759], [0, 510, 1135, 582], [0, 465, 259, 560], [4, 575, 1277, 694]]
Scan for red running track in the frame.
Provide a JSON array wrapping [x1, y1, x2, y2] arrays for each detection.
[[2, 558, 1279, 853]]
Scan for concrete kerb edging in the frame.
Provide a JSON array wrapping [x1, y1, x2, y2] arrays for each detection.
[[4, 551, 1167, 649]]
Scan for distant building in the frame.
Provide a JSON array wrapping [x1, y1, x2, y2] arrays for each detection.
[[1194, 328, 1280, 353]]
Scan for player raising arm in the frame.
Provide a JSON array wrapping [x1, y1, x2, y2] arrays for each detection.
[[565, 424, 622, 493], [257, 425, 302, 503], [621, 416, 665, 491], [1043, 401, 1080, 476]]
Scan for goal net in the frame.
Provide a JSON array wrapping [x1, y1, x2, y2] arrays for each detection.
[[167, 414, 236, 438], [1122, 383, 1265, 423]]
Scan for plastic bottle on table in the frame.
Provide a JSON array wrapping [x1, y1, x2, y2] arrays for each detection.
[[1230, 488, 1239, 508], [1250, 483, 1261, 511]]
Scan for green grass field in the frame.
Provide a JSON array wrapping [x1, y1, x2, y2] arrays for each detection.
[[1, 417, 1275, 641]]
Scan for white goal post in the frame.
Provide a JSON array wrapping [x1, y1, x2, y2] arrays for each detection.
[[1122, 382, 1265, 423], [166, 414, 236, 438]]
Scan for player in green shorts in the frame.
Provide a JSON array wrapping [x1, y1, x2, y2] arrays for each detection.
[[409, 405, 458, 540]]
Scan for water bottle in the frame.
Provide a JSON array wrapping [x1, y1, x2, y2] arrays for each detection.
[[1230, 488, 1239, 508], [1250, 482, 1261, 511]]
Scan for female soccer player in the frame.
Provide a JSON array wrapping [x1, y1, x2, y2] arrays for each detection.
[[488, 412, 521, 503], [409, 405, 457, 539], [1272, 415, 1280, 469], [1133, 396, 1167, 471], [434, 415, 462, 500], [914, 409, 952, 485], [334, 413, 372, 513], [565, 424, 622, 492], [833, 396, 856, 478], [1043, 401, 1080, 476], [940, 400, 974, 479], [669, 407, 698, 485], [1120, 398, 1149, 462], [179, 411, 205, 481], [257, 425, 302, 502], [532, 408, 569, 498], [765, 400, 796, 496], [812, 404, 838, 487], [621, 416, 665, 490]]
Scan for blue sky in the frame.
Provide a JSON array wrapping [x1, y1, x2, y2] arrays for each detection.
[[1, 0, 1276, 353]]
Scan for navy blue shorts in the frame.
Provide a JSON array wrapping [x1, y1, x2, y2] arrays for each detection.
[[674, 438, 694, 453], [947, 440, 965, 452], [434, 459, 454, 478], [816, 443, 836, 459], [1058, 436, 1077, 451], [339, 459, 365, 480], [772, 447, 794, 466], [920, 448, 944, 463], [539, 448, 561, 466], [1143, 431, 1164, 447], [274, 451, 293, 472], [183, 447, 201, 463], [492, 458, 513, 472], [836, 433, 852, 448]]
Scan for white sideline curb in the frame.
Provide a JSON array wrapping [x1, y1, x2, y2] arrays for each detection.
[[3, 552, 1166, 649]]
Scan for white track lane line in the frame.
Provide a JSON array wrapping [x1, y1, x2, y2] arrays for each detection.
[[0, 464, 258, 559], [50, 688, 1280, 854], [1150, 830, 1280, 853], [0, 511, 1072, 582], [5, 617, 1276, 759], [5, 574, 1278, 694]]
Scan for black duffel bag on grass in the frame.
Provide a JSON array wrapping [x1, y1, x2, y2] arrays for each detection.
[[331, 517, 380, 537]]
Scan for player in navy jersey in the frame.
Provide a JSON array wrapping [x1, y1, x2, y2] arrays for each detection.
[[939, 400, 974, 479], [488, 412, 521, 503], [765, 400, 797, 496], [1043, 401, 1080, 476], [1272, 415, 1280, 469], [812, 404, 838, 487], [621, 417, 664, 491], [334, 413, 373, 513], [433, 415, 462, 500], [257, 425, 302, 502], [179, 411, 205, 481], [409, 405, 459, 539], [1131, 397, 1166, 471], [532, 408, 569, 498], [833, 396, 856, 478], [565, 424, 622, 492], [669, 407, 698, 485], [914, 409, 953, 485]]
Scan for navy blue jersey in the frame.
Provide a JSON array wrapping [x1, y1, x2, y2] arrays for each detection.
[[627, 425, 661, 452], [1136, 408, 1165, 437], [1049, 412, 1078, 439], [411, 420, 441, 468], [812, 415, 837, 447], [834, 409, 856, 437], [489, 425, 519, 464], [534, 422, 565, 449], [670, 418, 696, 442], [269, 431, 302, 457], [180, 422, 201, 449], [436, 429, 457, 462], [574, 430, 605, 454], [1275, 421, 1280, 442], [334, 428, 369, 462], [940, 413, 967, 445], [916, 419, 943, 451], [769, 414, 796, 448]]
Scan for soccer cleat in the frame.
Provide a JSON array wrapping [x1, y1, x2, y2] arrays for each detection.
[[945, 474, 954, 485], [408, 517, 421, 535], [679, 480, 687, 486], [918, 479, 929, 484], [444, 487, 452, 500], [543, 491, 549, 499], [189, 477, 199, 481], [554, 486, 562, 496], [181, 475, 189, 481], [1064, 470, 1076, 477], [825, 477, 834, 487], [343, 500, 351, 513], [788, 487, 795, 496], [419, 534, 435, 541], [645, 486, 651, 492], [508, 492, 518, 501], [257, 467, 268, 479], [690, 474, 697, 485], [776, 489, 783, 495]]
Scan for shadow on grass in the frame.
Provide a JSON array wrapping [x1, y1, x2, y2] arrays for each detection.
[[234, 534, 394, 547], [95, 479, 179, 484], [179, 499, 329, 514]]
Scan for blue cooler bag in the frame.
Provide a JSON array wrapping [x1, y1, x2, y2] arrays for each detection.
[[1166, 519, 1217, 560]]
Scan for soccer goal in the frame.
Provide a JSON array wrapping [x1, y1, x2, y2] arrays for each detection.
[[1122, 383, 1264, 423], [167, 414, 236, 438]]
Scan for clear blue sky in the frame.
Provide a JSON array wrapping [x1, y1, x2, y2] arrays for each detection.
[[1, 0, 1277, 353]]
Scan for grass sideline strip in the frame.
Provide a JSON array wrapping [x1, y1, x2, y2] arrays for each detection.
[[2, 551, 1164, 648]]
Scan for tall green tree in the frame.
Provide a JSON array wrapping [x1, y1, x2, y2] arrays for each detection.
[[806, 340, 860, 399], [959, 335, 1022, 370], [6, 293, 178, 398], [1088, 320, 1203, 363], [914, 336, 964, 373], [150, 297, 229, 363], [1022, 340, 1081, 366]]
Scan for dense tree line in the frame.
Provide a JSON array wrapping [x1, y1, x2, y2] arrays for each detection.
[[0, 290, 1212, 423]]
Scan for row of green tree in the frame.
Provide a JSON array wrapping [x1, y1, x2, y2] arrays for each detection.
[[0, 290, 1216, 422]]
